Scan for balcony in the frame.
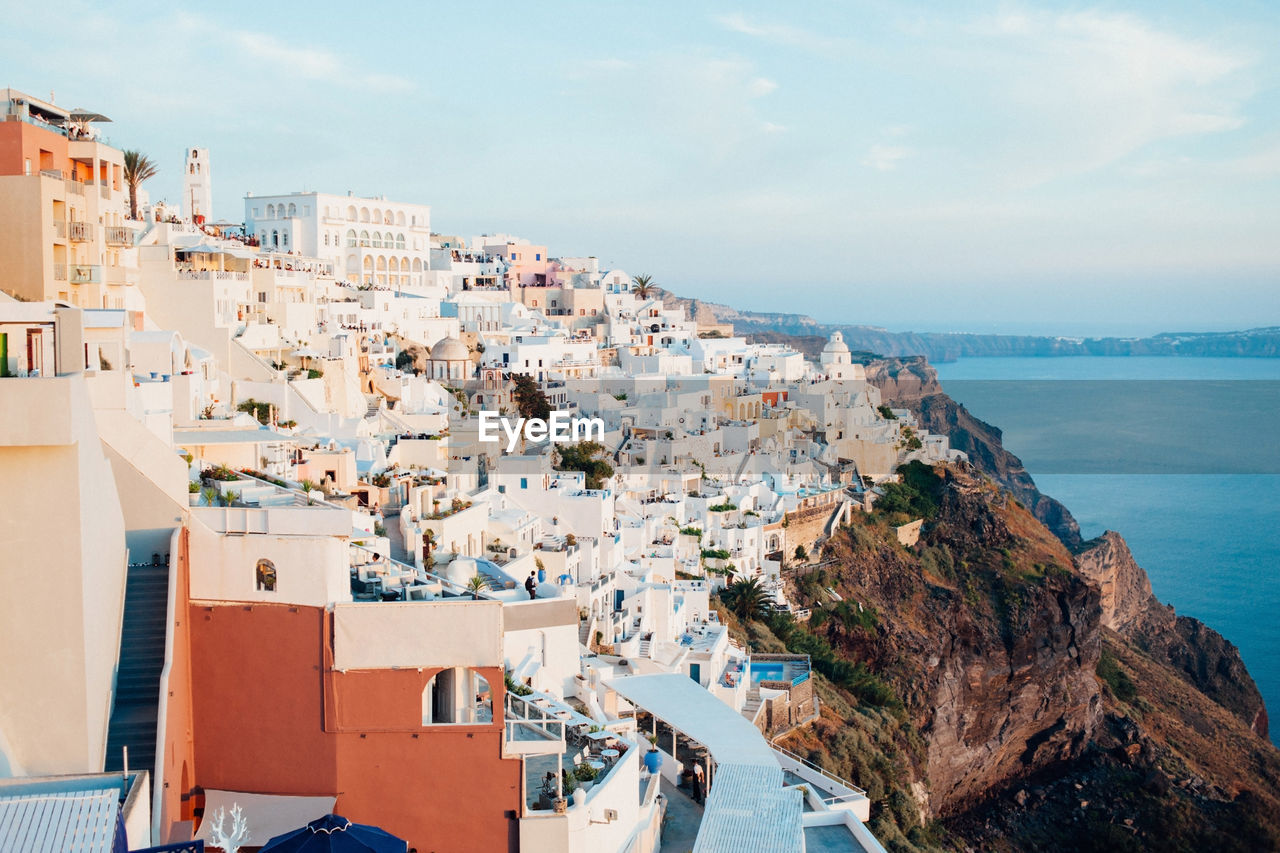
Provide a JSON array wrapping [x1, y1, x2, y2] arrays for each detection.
[[105, 226, 133, 246], [53, 221, 66, 239], [70, 264, 101, 284], [53, 264, 67, 281], [104, 265, 136, 286], [39, 168, 67, 180], [68, 221, 91, 242]]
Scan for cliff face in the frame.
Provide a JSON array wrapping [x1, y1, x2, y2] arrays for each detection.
[[1076, 532, 1269, 740], [785, 466, 1102, 818], [864, 357, 1082, 547]]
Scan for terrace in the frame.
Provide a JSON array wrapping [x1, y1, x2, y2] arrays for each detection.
[[505, 689, 637, 816]]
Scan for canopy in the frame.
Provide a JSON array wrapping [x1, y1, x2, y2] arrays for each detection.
[[260, 814, 407, 853], [193, 790, 335, 848], [68, 108, 111, 123]]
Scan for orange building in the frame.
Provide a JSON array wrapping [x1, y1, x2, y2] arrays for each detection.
[[155, 523, 526, 852], [0, 88, 135, 309]]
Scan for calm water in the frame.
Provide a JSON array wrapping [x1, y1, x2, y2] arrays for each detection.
[[934, 357, 1280, 745]]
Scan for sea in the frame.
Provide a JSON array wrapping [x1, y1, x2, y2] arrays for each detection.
[[932, 357, 1280, 746]]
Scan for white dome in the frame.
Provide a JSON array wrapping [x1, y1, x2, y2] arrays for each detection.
[[430, 336, 469, 361], [822, 331, 850, 354]]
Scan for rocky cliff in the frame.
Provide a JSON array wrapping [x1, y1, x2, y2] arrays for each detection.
[[863, 356, 1082, 547], [734, 460, 1280, 851], [1076, 532, 1269, 740]]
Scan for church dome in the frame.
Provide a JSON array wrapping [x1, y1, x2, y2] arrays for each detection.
[[822, 331, 850, 354], [429, 336, 469, 361]]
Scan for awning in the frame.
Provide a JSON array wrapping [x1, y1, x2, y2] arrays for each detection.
[[194, 790, 336, 847], [604, 672, 777, 767]]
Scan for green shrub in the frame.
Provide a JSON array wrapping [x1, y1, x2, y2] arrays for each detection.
[[1097, 648, 1138, 703]]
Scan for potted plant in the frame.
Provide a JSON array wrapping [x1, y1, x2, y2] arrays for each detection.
[[201, 487, 217, 507], [466, 575, 487, 600], [188, 481, 201, 506], [644, 734, 662, 775]]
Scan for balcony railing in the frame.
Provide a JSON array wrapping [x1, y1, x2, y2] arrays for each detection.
[[100, 184, 111, 199], [39, 168, 67, 180], [68, 221, 91, 242], [53, 221, 66, 239], [70, 264, 101, 284], [53, 264, 67, 281], [105, 226, 133, 246], [66, 179, 84, 196]]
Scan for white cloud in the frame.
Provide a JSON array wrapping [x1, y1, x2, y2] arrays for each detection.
[[714, 12, 851, 54], [964, 8, 1253, 184], [862, 145, 908, 172], [747, 77, 778, 97]]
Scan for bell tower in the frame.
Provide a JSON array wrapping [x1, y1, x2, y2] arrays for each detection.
[[183, 147, 212, 222]]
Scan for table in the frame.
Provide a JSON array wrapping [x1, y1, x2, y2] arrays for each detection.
[[588, 760, 606, 772], [601, 748, 620, 760]]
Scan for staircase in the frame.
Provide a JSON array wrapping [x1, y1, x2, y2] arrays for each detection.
[[578, 619, 593, 646], [741, 688, 764, 724], [364, 394, 382, 419], [638, 638, 652, 658], [104, 560, 170, 774]]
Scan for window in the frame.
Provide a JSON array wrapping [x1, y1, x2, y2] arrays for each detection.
[[520, 478, 528, 489], [346, 229, 357, 248], [255, 559, 277, 592], [271, 230, 279, 247], [396, 233, 405, 249], [266, 204, 276, 218], [422, 668, 492, 725], [535, 253, 541, 261], [360, 230, 370, 247]]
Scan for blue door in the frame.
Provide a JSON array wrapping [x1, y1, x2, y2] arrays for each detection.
[[689, 663, 701, 684]]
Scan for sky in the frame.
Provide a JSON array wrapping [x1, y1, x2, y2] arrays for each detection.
[[3, 0, 1279, 337]]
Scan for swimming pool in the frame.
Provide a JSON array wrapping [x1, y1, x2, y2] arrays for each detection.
[[750, 660, 809, 686]]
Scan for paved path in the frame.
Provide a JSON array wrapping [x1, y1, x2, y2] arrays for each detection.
[[659, 776, 704, 853], [383, 508, 411, 563]]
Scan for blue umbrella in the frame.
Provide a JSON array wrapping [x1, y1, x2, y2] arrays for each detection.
[[259, 814, 407, 853]]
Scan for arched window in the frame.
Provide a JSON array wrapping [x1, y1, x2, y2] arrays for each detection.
[[271, 230, 279, 247], [412, 258, 422, 272], [360, 207, 370, 222], [266, 204, 276, 218], [384, 211, 393, 225], [346, 205, 356, 220], [360, 230, 369, 247], [287, 203, 297, 217], [256, 559, 277, 592], [346, 229, 357, 248], [372, 208, 382, 224], [281, 232, 289, 248], [395, 233, 406, 249], [372, 231, 382, 248], [422, 668, 492, 724], [388, 256, 399, 272], [396, 211, 405, 225], [324, 233, 330, 246]]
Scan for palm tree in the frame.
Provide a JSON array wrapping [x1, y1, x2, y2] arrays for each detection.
[[631, 274, 657, 299], [722, 577, 769, 621], [122, 150, 158, 221]]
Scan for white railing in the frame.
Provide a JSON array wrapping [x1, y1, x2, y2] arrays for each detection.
[[68, 220, 91, 242], [772, 744, 867, 797], [503, 690, 566, 755]]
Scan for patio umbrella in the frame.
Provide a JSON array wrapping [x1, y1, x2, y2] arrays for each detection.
[[259, 814, 407, 853]]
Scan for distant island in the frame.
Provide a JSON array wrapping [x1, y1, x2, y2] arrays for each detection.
[[663, 292, 1280, 362]]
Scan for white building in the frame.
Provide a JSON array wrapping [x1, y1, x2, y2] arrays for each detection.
[[182, 147, 212, 222], [243, 192, 432, 287]]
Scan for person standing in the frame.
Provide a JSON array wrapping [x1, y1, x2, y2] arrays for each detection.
[[525, 571, 538, 600], [693, 762, 705, 804]]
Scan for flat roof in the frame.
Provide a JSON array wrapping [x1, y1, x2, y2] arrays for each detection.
[[0, 788, 118, 853], [173, 428, 296, 445], [605, 673, 775, 767]]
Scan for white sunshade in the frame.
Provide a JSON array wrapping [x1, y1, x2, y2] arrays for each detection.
[[193, 790, 336, 847], [604, 672, 777, 767]]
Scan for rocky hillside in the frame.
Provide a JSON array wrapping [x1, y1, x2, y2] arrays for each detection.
[[863, 356, 1082, 547], [721, 462, 1280, 852]]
